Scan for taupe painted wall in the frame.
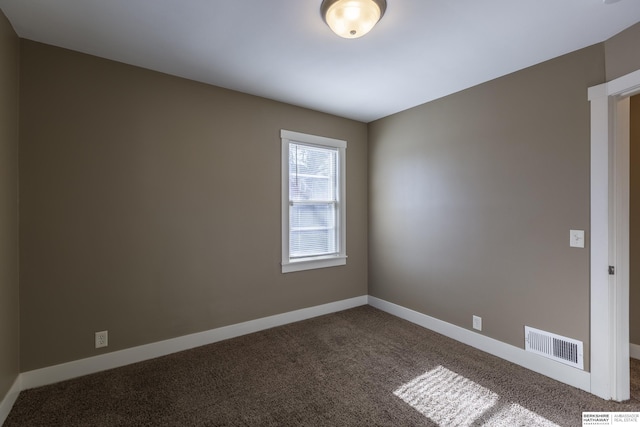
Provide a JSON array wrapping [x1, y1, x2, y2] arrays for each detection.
[[19, 40, 368, 371], [368, 45, 604, 371], [13, 12, 640, 379], [605, 22, 640, 81], [631, 95, 640, 347], [0, 11, 20, 400]]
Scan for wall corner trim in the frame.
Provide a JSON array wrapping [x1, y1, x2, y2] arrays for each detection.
[[0, 375, 22, 426], [367, 296, 592, 393]]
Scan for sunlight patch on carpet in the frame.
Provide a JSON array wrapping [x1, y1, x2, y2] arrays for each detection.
[[393, 365, 498, 425], [393, 366, 559, 426], [485, 402, 560, 427]]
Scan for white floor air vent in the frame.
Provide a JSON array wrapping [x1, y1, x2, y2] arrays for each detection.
[[525, 326, 583, 370]]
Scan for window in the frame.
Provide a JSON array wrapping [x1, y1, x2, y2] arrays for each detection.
[[281, 130, 346, 273]]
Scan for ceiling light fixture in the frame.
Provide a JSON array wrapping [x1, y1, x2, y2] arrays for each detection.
[[321, 0, 387, 39]]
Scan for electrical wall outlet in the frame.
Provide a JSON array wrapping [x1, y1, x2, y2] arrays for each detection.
[[95, 330, 108, 348], [473, 315, 482, 331]]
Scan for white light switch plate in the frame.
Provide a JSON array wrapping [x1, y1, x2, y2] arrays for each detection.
[[570, 230, 585, 248]]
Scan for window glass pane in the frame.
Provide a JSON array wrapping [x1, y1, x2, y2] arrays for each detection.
[[290, 229, 336, 258], [290, 204, 336, 229], [289, 204, 337, 258], [288, 141, 338, 259], [289, 143, 337, 202]]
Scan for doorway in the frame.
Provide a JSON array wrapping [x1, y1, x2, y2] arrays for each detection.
[[589, 69, 640, 401]]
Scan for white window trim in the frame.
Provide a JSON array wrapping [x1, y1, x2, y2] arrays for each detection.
[[281, 129, 347, 273]]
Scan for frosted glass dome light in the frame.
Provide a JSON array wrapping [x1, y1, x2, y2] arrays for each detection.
[[321, 0, 387, 39]]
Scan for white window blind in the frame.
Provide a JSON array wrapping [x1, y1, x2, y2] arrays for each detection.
[[289, 142, 338, 258]]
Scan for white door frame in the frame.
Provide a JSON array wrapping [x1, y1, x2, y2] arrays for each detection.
[[589, 69, 640, 401]]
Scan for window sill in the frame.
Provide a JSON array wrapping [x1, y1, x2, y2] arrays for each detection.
[[282, 255, 347, 273]]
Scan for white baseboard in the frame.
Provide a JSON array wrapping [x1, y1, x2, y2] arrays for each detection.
[[20, 295, 368, 390], [367, 296, 592, 393], [0, 375, 21, 426], [3, 294, 598, 420], [631, 343, 640, 360]]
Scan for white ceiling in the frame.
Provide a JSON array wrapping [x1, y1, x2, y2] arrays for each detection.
[[1, 0, 640, 122]]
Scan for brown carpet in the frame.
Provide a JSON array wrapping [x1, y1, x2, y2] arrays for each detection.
[[632, 357, 640, 402], [4, 306, 640, 426]]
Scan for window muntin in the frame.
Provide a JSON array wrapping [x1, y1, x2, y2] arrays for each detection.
[[281, 130, 346, 273]]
